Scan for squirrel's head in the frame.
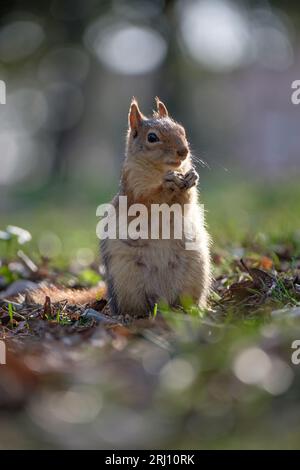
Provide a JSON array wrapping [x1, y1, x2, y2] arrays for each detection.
[[126, 97, 190, 170]]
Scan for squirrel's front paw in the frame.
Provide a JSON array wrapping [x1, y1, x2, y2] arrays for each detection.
[[183, 168, 199, 189], [163, 170, 186, 191]]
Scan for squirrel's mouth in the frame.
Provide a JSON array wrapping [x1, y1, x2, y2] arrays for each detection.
[[166, 159, 182, 167]]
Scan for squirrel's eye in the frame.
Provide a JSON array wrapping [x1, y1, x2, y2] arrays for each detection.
[[147, 132, 159, 143]]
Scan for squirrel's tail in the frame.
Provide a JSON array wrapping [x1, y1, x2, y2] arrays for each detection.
[[20, 283, 106, 305]]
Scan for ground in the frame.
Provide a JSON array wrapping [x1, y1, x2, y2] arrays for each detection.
[[0, 176, 300, 449]]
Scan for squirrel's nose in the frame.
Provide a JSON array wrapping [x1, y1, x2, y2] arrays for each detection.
[[177, 147, 188, 158]]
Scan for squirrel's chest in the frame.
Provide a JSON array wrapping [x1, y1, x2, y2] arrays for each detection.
[[129, 239, 188, 273]]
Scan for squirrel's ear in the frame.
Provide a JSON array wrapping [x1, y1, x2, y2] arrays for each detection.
[[128, 98, 144, 130], [155, 97, 168, 118]]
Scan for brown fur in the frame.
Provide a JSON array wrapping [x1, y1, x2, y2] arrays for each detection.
[[101, 98, 211, 317], [24, 284, 106, 305]]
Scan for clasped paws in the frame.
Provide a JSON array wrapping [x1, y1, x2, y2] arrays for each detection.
[[164, 168, 199, 191]]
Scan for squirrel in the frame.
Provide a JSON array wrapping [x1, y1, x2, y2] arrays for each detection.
[[28, 98, 211, 317], [100, 97, 211, 317]]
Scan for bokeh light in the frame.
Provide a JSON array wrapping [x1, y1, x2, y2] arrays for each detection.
[[0, 20, 44, 63], [179, 0, 250, 71], [85, 20, 167, 74]]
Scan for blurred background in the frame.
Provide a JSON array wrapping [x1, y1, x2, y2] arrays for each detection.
[[1, 0, 300, 451], [0, 0, 299, 259]]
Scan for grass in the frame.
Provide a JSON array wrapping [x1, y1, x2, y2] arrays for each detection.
[[1, 172, 300, 260], [0, 175, 300, 449], [7, 303, 14, 325]]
